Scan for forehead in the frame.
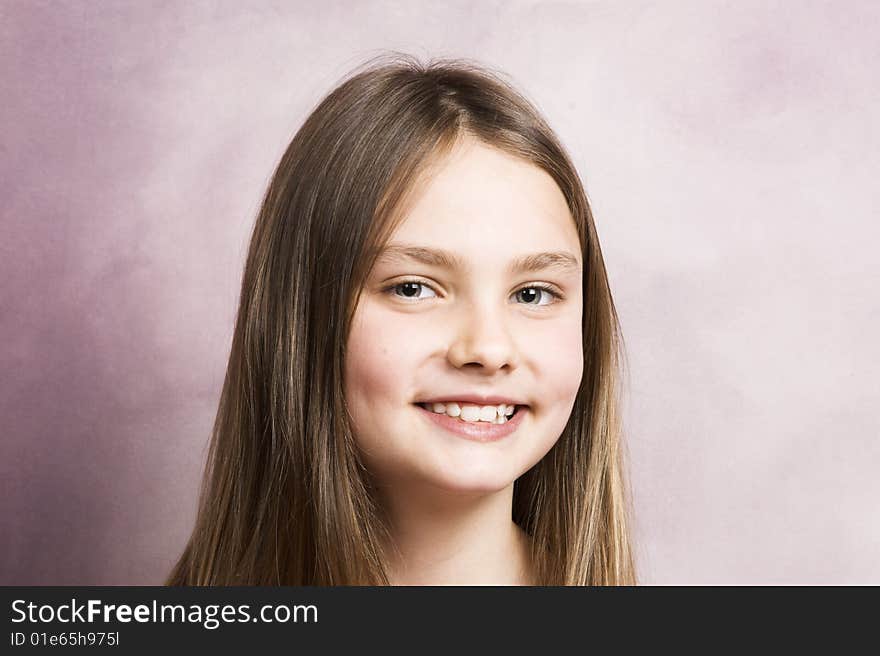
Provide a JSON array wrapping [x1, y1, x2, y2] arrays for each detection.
[[381, 138, 581, 269]]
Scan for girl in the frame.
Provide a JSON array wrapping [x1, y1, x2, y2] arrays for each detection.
[[166, 53, 636, 586]]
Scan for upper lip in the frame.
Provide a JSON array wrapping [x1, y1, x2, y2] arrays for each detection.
[[416, 394, 528, 406]]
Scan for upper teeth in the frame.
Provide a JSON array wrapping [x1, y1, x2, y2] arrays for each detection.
[[424, 402, 517, 424]]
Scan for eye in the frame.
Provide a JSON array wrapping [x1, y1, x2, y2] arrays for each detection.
[[384, 280, 438, 300], [381, 279, 564, 307], [514, 284, 562, 307]]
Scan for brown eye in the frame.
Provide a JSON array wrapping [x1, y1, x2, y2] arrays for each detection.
[[398, 282, 420, 297], [385, 280, 438, 300]]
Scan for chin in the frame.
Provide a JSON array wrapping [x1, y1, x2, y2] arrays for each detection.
[[421, 463, 520, 496]]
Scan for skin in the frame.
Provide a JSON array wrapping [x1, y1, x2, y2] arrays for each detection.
[[344, 136, 584, 585]]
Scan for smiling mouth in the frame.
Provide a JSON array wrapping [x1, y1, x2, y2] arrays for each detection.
[[413, 402, 527, 421]]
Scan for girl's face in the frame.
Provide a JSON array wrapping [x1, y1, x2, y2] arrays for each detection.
[[344, 137, 584, 495]]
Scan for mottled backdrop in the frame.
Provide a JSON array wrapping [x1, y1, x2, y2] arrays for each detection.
[[2, 1, 878, 584]]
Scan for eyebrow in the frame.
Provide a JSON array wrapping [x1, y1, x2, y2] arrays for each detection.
[[375, 243, 582, 275]]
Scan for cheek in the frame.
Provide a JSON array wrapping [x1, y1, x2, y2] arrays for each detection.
[[534, 318, 584, 419], [345, 316, 393, 417], [344, 301, 423, 424], [344, 302, 435, 481]]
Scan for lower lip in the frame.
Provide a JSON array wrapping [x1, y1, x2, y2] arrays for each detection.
[[413, 404, 528, 442]]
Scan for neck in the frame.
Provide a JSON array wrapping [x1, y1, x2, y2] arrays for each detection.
[[377, 479, 534, 585]]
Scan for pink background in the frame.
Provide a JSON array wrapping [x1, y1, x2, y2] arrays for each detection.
[[2, 1, 878, 584]]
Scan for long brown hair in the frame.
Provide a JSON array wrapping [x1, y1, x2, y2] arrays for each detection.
[[166, 52, 636, 585]]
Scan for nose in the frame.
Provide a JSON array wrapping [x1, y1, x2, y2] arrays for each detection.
[[446, 295, 519, 374]]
